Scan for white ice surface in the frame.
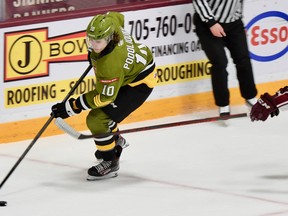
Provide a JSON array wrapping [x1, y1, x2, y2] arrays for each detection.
[[1, 107, 288, 216]]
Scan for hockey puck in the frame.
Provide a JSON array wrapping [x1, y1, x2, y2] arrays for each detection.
[[0, 201, 7, 206]]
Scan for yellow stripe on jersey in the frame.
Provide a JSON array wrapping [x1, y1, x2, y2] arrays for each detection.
[[93, 94, 113, 107], [96, 141, 116, 151], [129, 70, 158, 88], [112, 127, 118, 132]]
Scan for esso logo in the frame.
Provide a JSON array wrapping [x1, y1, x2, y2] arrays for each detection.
[[246, 11, 288, 62]]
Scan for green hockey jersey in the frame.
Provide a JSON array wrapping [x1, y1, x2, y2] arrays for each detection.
[[84, 12, 157, 109]]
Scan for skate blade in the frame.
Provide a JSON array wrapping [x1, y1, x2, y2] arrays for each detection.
[[86, 172, 118, 181], [96, 159, 103, 164]]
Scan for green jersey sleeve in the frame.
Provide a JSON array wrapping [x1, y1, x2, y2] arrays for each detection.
[[84, 56, 124, 109]]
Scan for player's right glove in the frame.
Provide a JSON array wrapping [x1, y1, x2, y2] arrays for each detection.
[[250, 93, 279, 121], [51, 98, 82, 119]]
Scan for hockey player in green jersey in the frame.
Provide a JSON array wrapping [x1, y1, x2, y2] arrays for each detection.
[[51, 12, 158, 180]]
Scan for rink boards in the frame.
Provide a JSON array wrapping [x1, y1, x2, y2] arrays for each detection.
[[0, 0, 287, 143]]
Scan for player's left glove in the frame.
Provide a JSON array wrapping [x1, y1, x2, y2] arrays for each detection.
[[250, 93, 279, 121], [51, 98, 82, 119]]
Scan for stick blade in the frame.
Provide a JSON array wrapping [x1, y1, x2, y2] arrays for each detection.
[[54, 118, 81, 139]]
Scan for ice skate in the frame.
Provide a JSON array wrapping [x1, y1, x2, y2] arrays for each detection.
[[87, 159, 119, 180], [218, 105, 230, 127]]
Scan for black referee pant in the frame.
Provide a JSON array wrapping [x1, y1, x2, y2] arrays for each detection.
[[194, 14, 257, 107]]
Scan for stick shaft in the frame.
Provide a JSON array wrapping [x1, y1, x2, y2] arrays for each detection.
[[0, 65, 92, 189], [54, 112, 247, 140], [0, 116, 54, 189], [80, 113, 247, 139]]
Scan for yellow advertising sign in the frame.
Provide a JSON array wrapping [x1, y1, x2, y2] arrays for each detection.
[[4, 28, 87, 82], [157, 60, 211, 85], [5, 76, 96, 108], [4, 60, 211, 108]]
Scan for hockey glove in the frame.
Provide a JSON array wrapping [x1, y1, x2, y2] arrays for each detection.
[[51, 98, 82, 119], [250, 93, 279, 122], [274, 86, 288, 108]]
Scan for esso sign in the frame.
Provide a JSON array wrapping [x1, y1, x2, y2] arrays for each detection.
[[246, 11, 288, 62], [251, 25, 287, 45]]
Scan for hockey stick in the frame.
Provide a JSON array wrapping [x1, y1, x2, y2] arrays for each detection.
[[0, 65, 92, 189], [55, 112, 248, 140]]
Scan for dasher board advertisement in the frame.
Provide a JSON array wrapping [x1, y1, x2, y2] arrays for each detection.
[[0, 0, 287, 124]]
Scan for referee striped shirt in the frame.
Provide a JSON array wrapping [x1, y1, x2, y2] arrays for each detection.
[[192, 0, 243, 26]]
